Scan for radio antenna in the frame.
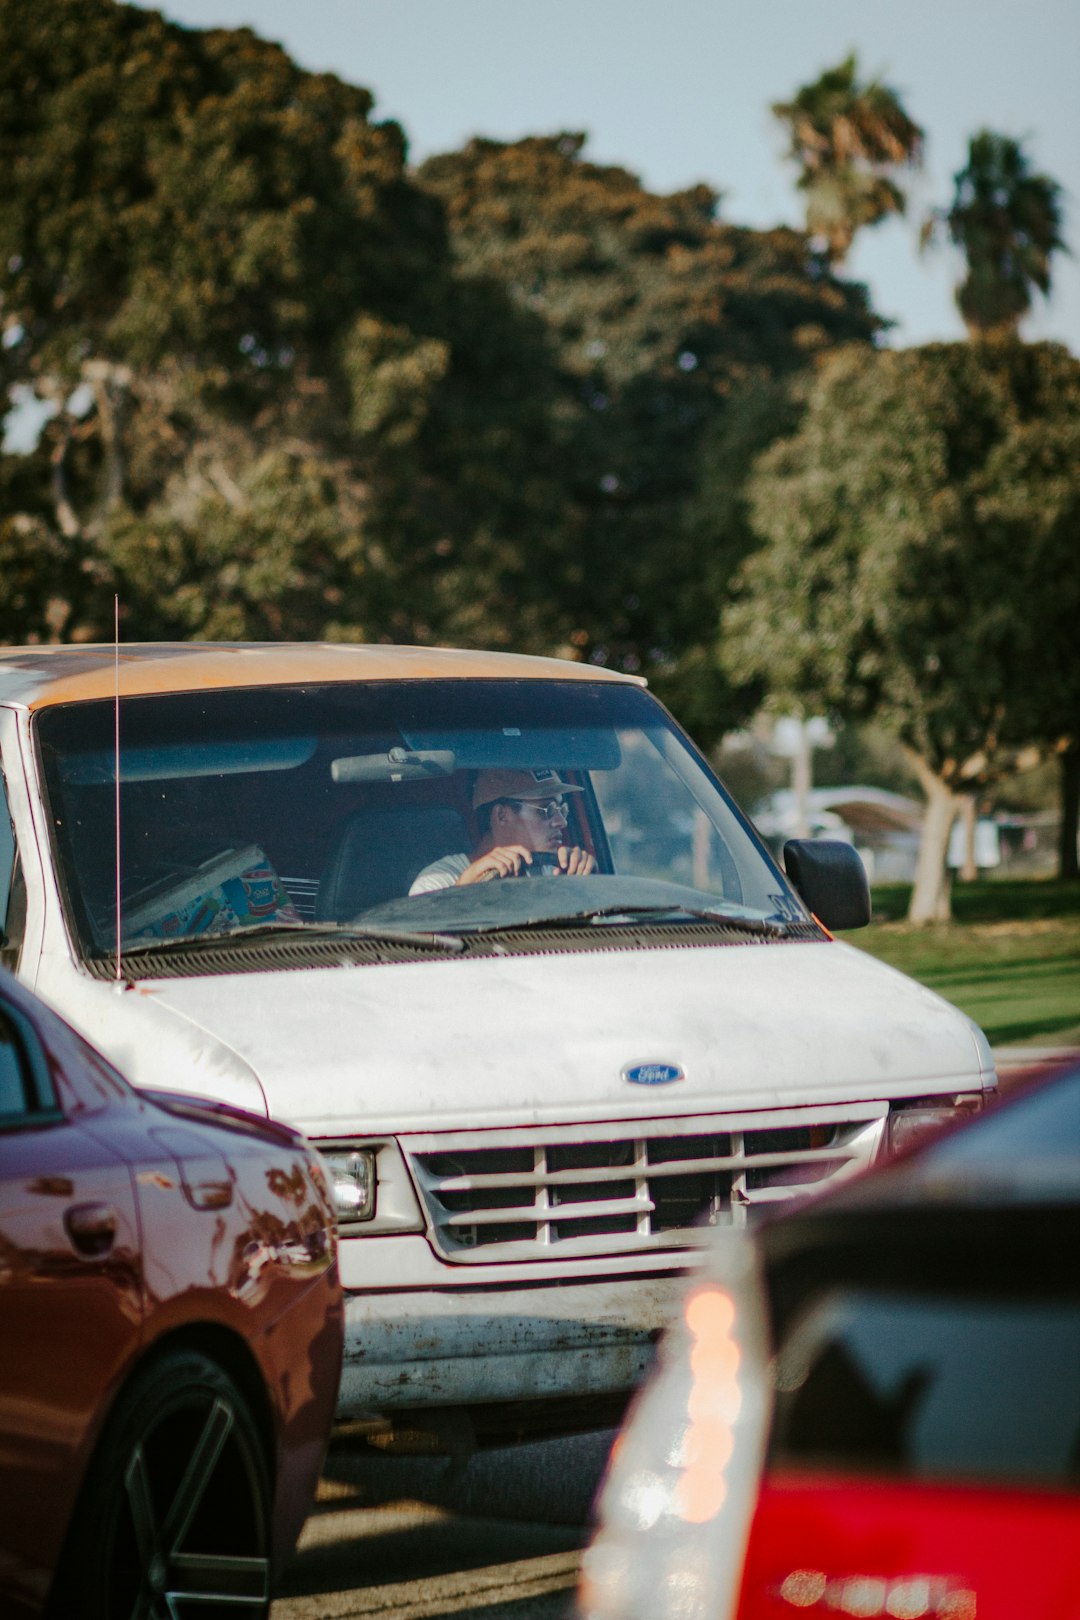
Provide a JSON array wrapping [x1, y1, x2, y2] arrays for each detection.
[[114, 595, 122, 982]]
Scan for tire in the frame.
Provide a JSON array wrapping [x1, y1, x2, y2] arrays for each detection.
[[49, 1348, 272, 1620]]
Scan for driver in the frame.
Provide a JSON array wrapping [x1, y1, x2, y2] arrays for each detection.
[[409, 768, 597, 894]]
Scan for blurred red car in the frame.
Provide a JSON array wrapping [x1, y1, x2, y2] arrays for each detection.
[[0, 968, 342, 1619], [583, 1060, 1080, 1620]]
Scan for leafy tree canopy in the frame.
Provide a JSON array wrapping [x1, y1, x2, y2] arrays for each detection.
[[0, 0, 441, 390], [419, 134, 878, 709], [2, 3, 879, 733], [722, 339, 1080, 916], [0, 0, 519, 646]]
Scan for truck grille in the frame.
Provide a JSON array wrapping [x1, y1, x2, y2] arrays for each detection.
[[406, 1106, 886, 1263]]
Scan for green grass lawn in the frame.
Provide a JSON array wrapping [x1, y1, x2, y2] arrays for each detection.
[[855, 879, 1080, 1048]]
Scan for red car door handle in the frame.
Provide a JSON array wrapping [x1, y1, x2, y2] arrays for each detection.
[[64, 1202, 119, 1258]]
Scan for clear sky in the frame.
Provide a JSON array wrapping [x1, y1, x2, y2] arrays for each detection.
[[136, 0, 1080, 352]]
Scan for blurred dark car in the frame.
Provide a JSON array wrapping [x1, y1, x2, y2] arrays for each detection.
[[582, 1060, 1080, 1620], [0, 968, 343, 1619]]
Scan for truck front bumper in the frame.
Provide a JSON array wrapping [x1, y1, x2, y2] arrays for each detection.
[[338, 1271, 685, 1418]]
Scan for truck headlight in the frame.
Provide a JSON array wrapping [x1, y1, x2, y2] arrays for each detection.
[[886, 1092, 985, 1158], [323, 1148, 377, 1224], [314, 1139, 425, 1236]]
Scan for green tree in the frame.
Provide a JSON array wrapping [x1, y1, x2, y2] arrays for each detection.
[[920, 130, 1076, 878], [1, 0, 443, 389], [772, 53, 923, 263], [662, 376, 800, 741], [924, 130, 1067, 340], [0, 0, 451, 643], [968, 353, 1080, 879], [418, 134, 878, 715], [0, 3, 611, 656], [2, 4, 881, 717], [721, 341, 1080, 921], [0, 443, 85, 642]]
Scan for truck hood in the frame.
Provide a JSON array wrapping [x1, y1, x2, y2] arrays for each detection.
[[129, 939, 992, 1136]]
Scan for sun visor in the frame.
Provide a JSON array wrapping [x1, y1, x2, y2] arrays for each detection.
[[59, 737, 318, 784]]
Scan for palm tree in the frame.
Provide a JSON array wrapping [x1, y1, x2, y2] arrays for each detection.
[[924, 131, 1067, 339], [772, 53, 924, 263]]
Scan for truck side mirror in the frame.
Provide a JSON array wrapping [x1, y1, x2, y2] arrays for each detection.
[[783, 839, 871, 931]]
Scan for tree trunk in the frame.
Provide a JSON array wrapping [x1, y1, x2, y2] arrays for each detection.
[[1060, 743, 1080, 881], [84, 358, 133, 516], [907, 760, 959, 923], [957, 794, 978, 882], [792, 725, 812, 839]]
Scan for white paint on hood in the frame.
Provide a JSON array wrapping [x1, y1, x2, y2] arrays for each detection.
[[113, 939, 988, 1136]]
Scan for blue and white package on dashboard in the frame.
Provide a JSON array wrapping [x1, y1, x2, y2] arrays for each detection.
[[124, 845, 299, 943]]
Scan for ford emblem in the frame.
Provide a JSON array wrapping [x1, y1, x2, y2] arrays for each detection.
[[623, 1062, 684, 1086]]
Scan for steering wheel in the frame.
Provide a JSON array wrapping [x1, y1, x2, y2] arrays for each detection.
[[520, 850, 561, 877]]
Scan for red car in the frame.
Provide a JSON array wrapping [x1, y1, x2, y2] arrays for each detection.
[[584, 1060, 1080, 1620], [0, 968, 342, 1619]]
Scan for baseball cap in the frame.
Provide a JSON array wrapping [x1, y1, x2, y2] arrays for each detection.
[[472, 767, 584, 808]]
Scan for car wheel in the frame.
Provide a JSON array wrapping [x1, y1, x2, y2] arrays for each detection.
[[50, 1347, 272, 1619]]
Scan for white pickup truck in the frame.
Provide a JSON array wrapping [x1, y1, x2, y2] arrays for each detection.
[[0, 643, 994, 1443]]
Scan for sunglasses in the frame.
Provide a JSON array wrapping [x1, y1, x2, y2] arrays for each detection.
[[500, 796, 569, 823]]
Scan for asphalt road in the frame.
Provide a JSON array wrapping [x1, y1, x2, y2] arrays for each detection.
[[272, 1430, 615, 1620]]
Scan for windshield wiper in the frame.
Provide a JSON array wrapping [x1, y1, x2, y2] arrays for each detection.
[[349, 874, 807, 941], [593, 903, 789, 935], [99, 918, 465, 960], [476, 901, 790, 937]]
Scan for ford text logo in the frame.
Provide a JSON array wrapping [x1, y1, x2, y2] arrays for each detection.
[[623, 1062, 684, 1086]]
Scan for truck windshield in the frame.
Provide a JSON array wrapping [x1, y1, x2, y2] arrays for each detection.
[[35, 679, 804, 957]]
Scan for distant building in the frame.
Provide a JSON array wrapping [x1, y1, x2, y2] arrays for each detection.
[[753, 787, 923, 882], [755, 788, 1061, 882]]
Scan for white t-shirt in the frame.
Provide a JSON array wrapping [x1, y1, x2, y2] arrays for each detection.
[[409, 852, 470, 894], [409, 851, 563, 894]]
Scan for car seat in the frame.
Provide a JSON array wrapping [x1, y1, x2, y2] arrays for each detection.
[[315, 807, 470, 920]]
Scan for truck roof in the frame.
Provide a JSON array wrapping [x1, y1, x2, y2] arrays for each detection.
[[0, 642, 642, 711]]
